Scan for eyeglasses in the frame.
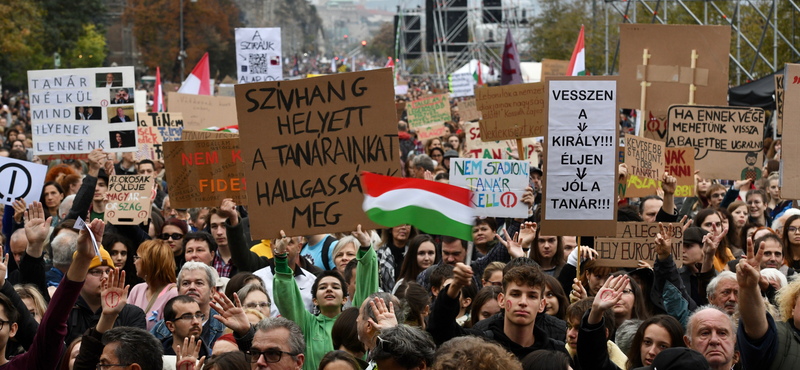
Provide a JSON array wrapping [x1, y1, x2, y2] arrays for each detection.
[[96, 364, 129, 370], [711, 193, 726, 198], [87, 269, 111, 278], [788, 227, 800, 234], [159, 233, 183, 240], [0, 320, 9, 330], [246, 349, 297, 363], [244, 301, 271, 310], [170, 313, 206, 322]]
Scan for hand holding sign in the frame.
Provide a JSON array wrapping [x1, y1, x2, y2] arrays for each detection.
[[74, 217, 103, 257], [12, 199, 26, 223]]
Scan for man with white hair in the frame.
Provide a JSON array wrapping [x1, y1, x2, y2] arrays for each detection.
[[684, 305, 737, 370], [706, 271, 739, 315], [58, 194, 75, 221]]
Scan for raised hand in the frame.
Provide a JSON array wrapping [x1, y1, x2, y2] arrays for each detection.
[[104, 154, 115, 176], [219, 198, 239, 227], [12, 199, 26, 223], [736, 238, 765, 290], [588, 275, 629, 325], [702, 222, 728, 257], [176, 335, 205, 370], [210, 292, 251, 336], [87, 148, 105, 176], [352, 224, 371, 248], [517, 222, 537, 250], [654, 222, 674, 260], [505, 140, 520, 160], [661, 172, 677, 195], [101, 268, 129, 317], [77, 219, 105, 259], [522, 186, 535, 207], [274, 230, 292, 256], [618, 163, 628, 181], [569, 278, 587, 304], [24, 201, 53, 247], [367, 297, 397, 331], [424, 170, 434, 181], [679, 215, 693, 234], [497, 227, 525, 258], [0, 254, 9, 288]]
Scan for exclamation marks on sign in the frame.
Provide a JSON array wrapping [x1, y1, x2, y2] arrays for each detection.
[[600, 199, 610, 209], [601, 136, 614, 146], [7, 170, 17, 202]]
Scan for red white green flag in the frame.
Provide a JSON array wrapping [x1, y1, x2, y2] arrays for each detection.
[[567, 25, 586, 76], [361, 172, 474, 240]]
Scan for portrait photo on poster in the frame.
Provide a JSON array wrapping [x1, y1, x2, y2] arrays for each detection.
[[109, 130, 136, 149], [75, 106, 102, 120], [96, 72, 123, 88], [107, 105, 134, 123], [110, 87, 134, 104]]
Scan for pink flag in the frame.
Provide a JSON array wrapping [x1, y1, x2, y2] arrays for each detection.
[[153, 67, 164, 112], [501, 29, 522, 85], [178, 53, 211, 95]]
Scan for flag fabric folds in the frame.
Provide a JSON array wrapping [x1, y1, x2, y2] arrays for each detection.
[[501, 29, 523, 86], [567, 25, 586, 76], [177, 52, 211, 95], [153, 66, 164, 112]]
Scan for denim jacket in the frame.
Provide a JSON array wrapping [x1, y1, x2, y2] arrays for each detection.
[[150, 307, 225, 354]]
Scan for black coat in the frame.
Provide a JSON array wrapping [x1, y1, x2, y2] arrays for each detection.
[[65, 295, 146, 345]]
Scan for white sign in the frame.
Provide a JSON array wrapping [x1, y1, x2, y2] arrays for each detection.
[[544, 80, 617, 220], [395, 85, 409, 95], [28, 67, 137, 155], [449, 73, 475, 98], [450, 158, 530, 218], [235, 28, 283, 83], [0, 156, 47, 206]]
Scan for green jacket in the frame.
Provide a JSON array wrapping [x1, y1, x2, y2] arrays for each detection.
[[274, 246, 379, 370]]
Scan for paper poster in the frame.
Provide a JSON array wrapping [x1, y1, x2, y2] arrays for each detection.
[[449, 73, 475, 98], [167, 92, 237, 130], [135, 112, 184, 161], [234, 68, 402, 238], [621, 147, 695, 199], [624, 135, 665, 198], [775, 74, 784, 136], [181, 130, 239, 141], [28, 67, 137, 155], [163, 138, 247, 208], [395, 85, 409, 96], [541, 77, 618, 236], [406, 94, 452, 141], [618, 24, 730, 115], [641, 110, 669, 141], [476, 82, 545, 141], [459, 99, 482, 122], [541, 59, 570, 78], [666, 105, 764, 181], [781, 64, 800, 199], [463, 122, 539, 167], [594, 222, 683, 268], [235, 28, 282, 83], [105, 175, 154, 225], [0, 156, 48, 206], [450, 158, 529, 218]]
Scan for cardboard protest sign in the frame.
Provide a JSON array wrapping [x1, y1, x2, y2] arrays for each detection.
[[476, 82, 545, 142], [624, 135, 665, 198], [463, 122, 540, 168], [135, 112, 184, 161], [28, 67, 137, 155], [776, 74, 785, 136], [181, 130, 239, 141], [641, 110, 669, 141], [621, 147, 695, 199], [450, 158, 530, 218], [395, 102, 406, 122], [105, 175, 154, 224], [234, 68, 402, 238], [594, 222, 683, 268], [406, 95, 452, 141], [781, 64, 800, 198], [666, 105, 764, 181], [0, 156, 47, 206], [449, 73, 475, 98], [619, 24, 730, 115], [235, 28, 282, 83], [541, 76, 619, 236], [541, 59, 569, 77], [163, 138, 247, 208], [167, 92, 237, 130], [459, 99, 482, 122]]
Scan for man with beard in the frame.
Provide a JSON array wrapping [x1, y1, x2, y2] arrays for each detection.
[[706, 272, 739, 315], [162, 295, 210, 357]]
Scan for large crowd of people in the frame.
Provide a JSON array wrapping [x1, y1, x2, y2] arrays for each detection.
[[0, 80, 797, 370]]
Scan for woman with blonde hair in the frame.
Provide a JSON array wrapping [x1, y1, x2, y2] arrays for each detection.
[[129, 239, 179, 329], [433, 336, 523, 370], [14, 284, 47, 323]]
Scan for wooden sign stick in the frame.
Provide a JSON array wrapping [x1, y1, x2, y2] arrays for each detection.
[[688, 49, 698, 105], [576, 236, 581, 282], [517, 138, 526, 160], [638, 49, 651, 137]]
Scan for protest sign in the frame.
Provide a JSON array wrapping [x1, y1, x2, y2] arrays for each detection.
[[776, 74, 784, 136], [395, 85, 409, 96], [28, 67, 137, 155], [541, 59, 569, 77], [167, 92, 237, 130], [449, 73, 475, 98], [235, 28, 282, 83], [396, 102, 406, 121], [234, 68, 401, 238], [406, 95, 452, 141], [541, 76, 618, 236], [621, 147, 695, 199], [594, 222, 683, 268], [476, 82, 545, 142], [450, 158, 530, 218], [463, 122, 540, 167], [459, 99, 482, 122], [181, 130, 239, 141], [781, 64, 800, 198], [105, 175, 154, 225], [666, 105, 764, 181], [0, 156, 47, 206], [624, 135, 665, 198], [163, 138, 247, 208], [619, 24, 730, 116], [641, 110, 669, 141], [135, 112, 184, 161]]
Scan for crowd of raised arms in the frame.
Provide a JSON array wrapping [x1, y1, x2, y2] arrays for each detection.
[[0, 86, 798, 370]]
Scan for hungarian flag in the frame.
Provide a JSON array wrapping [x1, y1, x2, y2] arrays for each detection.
[[178, 52, 211, 95], [361, 172, 474, 240], [153, 66, 164, 112], [567, 25, 586, 76]]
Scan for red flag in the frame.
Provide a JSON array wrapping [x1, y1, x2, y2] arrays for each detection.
[[501, 29, 522, 85], [178, 53, 211, 95], [153, 67, 164, 112]]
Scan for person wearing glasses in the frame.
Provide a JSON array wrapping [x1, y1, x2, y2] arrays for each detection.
[[65, 247, 147, 345], [129, 240, 179, 330], [238, 284, 271, 318], [161, 295, 210, 357], [161, 218, 188, 273]]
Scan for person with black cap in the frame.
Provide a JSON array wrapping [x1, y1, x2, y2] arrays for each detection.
[[442, 149, 459, 171]]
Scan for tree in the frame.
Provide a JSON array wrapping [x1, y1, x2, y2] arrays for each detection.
[[365, 22, 395, 58], [62, 24, 107, 68], [0, 0, 48, 88], [36, 0, 107, 56]]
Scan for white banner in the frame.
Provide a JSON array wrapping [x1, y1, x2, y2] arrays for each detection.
[[0, 156, 48, 206], [450, 158, 530, 218], [235, 28, 283, 83], [449, 73, 475, 98]]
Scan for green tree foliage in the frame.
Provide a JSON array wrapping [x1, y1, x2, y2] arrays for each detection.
[[366, 22, 396, 58], [63, 24, 107, 68], [36, 0, 107, 56], [0, 0, 48, 88]]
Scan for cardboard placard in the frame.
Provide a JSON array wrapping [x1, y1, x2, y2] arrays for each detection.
[[0, 156, 48, 206], [105, 175, 154, 225], [450, 158, 530, 218], [476, 82, 546, 141], [406, 95, 452, 141], [163, 138, 247, 208], [235, 28, 283, 83], [775, 74, 784, 136], [449, 73, 475, 98], [463, 122, 540, 167], [642, 110, 669, 141], [167, 92, 237, 130], [666, 105, 764, 181], [621, 147, 695, 199], [541, 76, 619, 236], [28, 67, 137, 155], [459, 99, 482, 122], [781, 64, 800, 198], [541, 59, 569, 77], [619, 24, 731, 115], [624, 135, 665, 198], [135, 112, 184, 161], [180, 130, 239, 141], [234, 68, 401, 238], [395, 102, 406, 122], [594, 222, 683, 268]]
